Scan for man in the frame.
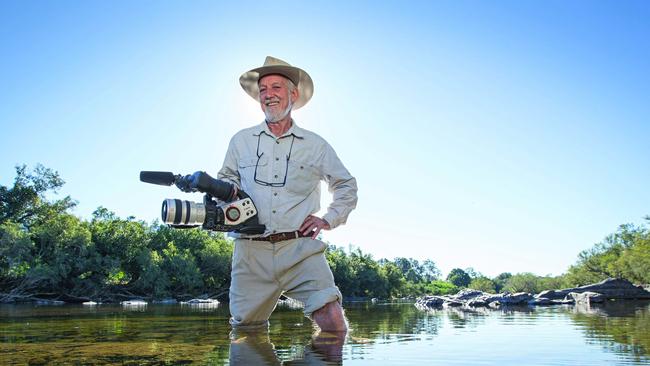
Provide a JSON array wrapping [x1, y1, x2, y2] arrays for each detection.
[[218, 56, 358, 332]]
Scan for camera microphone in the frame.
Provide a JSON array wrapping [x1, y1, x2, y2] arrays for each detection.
[[140, 171, 177, 186]]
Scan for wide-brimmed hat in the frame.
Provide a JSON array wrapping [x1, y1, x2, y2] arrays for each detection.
[[239, 56, 314, 110]]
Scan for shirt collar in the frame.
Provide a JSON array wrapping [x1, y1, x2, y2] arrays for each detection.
[[253, 120, 305, 139]]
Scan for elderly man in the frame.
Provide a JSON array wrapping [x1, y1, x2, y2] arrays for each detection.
[[218, 56, 358, 332]]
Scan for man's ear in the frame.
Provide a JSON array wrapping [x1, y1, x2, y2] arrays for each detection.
[[291, 87, 299, 103]]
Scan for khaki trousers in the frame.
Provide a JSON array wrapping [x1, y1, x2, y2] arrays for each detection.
[[229, 237, 342, 328]]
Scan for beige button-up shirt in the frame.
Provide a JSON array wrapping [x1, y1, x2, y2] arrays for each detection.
[[217, 121, 358, 237]]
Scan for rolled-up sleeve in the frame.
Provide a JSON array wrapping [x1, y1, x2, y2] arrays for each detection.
[[320, 142, 358, 229]]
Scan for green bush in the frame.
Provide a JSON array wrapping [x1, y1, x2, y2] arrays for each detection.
[[469, 277, 496, 293]]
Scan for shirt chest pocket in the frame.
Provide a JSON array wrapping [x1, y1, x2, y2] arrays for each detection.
[[237, 157, 264, 190], [286, 159, 320, 195]]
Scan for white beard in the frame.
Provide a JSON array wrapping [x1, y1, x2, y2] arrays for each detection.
[[264, 98, 293, 123]]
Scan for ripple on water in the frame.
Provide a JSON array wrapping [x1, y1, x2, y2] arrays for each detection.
[[1, 301, 649, 365]]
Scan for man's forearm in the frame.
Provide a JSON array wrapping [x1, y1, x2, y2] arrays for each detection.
[[323, 176, 358, 229]]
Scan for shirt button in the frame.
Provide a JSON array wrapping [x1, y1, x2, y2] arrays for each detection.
[[275, 157, 279, 161], [274, 192, 278, 196], [272, 210, 276, 214], [276, 141, 280, 144], [274, 174, 278, 178]]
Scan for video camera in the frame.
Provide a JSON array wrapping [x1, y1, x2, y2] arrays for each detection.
[[139, 171, 265, 235]]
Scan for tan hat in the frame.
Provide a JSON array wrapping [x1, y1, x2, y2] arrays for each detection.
[[239, 56, 314, 110]]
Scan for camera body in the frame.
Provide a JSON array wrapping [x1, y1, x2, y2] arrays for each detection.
[[140, 171, 265, 235]]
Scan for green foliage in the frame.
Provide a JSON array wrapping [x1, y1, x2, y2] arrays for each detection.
[[500, 273, 566, 294], [325, 245, 451, 299], [133, 249, 169, 298], [469, 276, 496, 293], [161, 242, 203, 294], [502, 272, 542, 293], [493, 272, 512, 292], [446, 268, 471, 287], [464, 267, 481, 279], [421, 280, 459, 295], [0, 164, 75, 227], [537, 275, 567, 291], [392, 258, 441, 283], [0, 221, 34, 282], [326, 247, 387, 298], [0, 164, 236, 302], [5, 164, 647, 303], [565, 220, 650, 286]]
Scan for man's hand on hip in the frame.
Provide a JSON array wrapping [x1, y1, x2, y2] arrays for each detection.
[[300, 215, 330, 239]]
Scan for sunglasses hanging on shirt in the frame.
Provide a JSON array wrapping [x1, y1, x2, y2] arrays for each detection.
[[254, 133, 296, 187]]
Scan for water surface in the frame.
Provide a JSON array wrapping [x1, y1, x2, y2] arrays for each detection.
[[1, 300, 649, 365]]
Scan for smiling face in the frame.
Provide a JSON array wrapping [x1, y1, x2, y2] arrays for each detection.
[[258, 74, 299, 123]]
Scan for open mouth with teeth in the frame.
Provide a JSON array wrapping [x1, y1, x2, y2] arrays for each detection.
[[265, 99, 280, 107]]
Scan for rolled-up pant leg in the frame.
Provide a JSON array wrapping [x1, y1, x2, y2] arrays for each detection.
[[278, 238, 342, 318], [229, 239, 282, 328]]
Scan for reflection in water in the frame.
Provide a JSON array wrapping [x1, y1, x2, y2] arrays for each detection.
[[1, 301, 649, 365], [570, 300, 650, 364], [229, 328, 345, 365]]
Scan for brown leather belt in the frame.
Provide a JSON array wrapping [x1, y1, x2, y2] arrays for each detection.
[[249, 230, 309, 243]]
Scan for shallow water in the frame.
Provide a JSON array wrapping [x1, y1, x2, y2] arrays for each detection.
[[1, 300, 649, 365]]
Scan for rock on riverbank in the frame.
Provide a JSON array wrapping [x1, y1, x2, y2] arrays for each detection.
[[415, 278, 650, 310]]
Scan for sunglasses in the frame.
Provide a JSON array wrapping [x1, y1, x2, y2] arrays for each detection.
[[254, 133, 296, 187]]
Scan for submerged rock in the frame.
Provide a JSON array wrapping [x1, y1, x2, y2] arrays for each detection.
[[153, 299, 178, 304], [528, 297, 553, 306], [415, 296, 445, 309], [121, 299, 147, 306], [567, 291, 605, 305], [36, 300, 65, 305], [180, 298, 219, 305]]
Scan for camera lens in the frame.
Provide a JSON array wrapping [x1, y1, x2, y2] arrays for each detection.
[[162, 199, 206, 226]]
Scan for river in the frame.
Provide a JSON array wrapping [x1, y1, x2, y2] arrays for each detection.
[[1, 300, 649, 365]]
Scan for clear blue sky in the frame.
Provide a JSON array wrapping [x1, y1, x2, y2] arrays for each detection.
[[1, 1, 648, 278]]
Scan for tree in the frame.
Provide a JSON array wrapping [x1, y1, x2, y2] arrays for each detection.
[[423, 280, 458, 296], [446, 268, 471, 288], [0, 164, 75, 227], [503, 273, 539, 293], [421, 260, 441, 281], [464, 267, 481, 279], [379, 262, 406, 298], [564, 219, 650, 286], [493, 272, 512, 293], [469, 277, 496, 293], [394, 258, 423, 283]]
